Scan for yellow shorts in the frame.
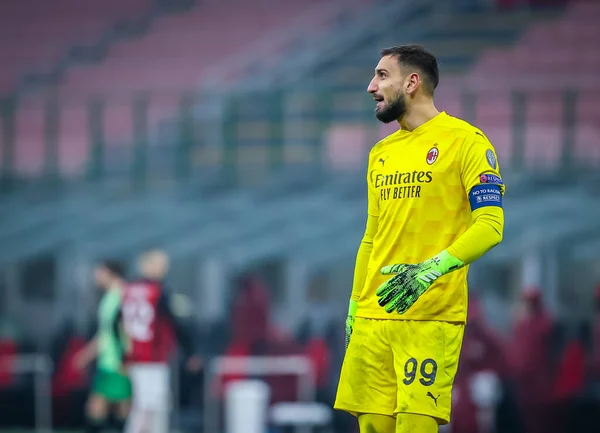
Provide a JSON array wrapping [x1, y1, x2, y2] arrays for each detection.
[[334, 317, 464, 425]]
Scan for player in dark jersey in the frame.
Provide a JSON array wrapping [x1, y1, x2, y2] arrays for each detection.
[[122, 249, 201, 433]]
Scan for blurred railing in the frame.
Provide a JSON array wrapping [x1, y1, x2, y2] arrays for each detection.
[[0, 87, 598, 192], [204, 355, 315, 433], [0, 354, 53, 433]]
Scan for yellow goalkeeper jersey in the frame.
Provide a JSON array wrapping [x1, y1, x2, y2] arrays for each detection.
[[358, 112, 504, 322]]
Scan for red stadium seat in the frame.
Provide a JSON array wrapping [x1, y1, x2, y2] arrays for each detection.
[[574, 91, 600, 166], [325, 124, 370, 171], [523, 92, 563, 170], [474, 93, 513, 166], [0, 339, 17, 387]]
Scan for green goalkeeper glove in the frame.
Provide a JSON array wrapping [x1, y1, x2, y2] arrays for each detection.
[[376, 250, 464, 315], [345, 299, 358, 351]]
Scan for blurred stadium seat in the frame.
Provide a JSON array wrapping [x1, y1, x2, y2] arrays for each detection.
[[0, 0, 153, 93]]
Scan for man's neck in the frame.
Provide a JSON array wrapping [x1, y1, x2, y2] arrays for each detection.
[[398, 100, 440, 132]]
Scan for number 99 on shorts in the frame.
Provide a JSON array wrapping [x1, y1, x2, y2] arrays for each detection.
[[402, 358, 438, 386]]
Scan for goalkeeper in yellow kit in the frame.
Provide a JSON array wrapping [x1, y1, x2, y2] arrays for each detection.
[[334, 45, 505, 433]]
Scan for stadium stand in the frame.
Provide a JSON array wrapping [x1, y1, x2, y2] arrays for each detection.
[[2, 0, 372, 177], [1, 0, 598, 262], [465, 0, 600, 169], [60, 0, 352, 97], [3, 0, 597, 180], [3, 3, 600, 433], [470, 1, 600, 89], [0, 0, 153, 93], [309, 0, 599, 172]]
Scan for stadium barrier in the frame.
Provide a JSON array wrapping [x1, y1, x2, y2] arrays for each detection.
[[0, 354, 53, 433], [204, 355, 316, 433]]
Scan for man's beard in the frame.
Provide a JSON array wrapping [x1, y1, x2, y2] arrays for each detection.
[[375, 91, 407, 124]]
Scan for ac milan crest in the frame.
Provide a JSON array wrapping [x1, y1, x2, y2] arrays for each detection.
[[426, 147, 439, 165]]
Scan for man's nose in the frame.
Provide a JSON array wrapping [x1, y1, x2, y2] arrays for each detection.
[[367, 80, 377, 93]]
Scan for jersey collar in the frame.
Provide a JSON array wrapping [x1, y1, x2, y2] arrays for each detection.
[[400, 111, 447, 136]]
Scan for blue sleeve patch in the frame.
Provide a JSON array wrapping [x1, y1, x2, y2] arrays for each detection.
[[469, 184, 503, 210]]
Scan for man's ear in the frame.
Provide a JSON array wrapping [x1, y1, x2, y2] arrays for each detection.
[[405, 72, 421, 95]]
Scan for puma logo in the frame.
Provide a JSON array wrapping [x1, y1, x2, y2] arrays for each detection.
[[378, 156, 389, 166], [427, 392, 440, 406]]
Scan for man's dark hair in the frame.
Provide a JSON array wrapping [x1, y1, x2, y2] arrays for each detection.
[[380, 44, 439, 95], [99, 259, 126, 279]]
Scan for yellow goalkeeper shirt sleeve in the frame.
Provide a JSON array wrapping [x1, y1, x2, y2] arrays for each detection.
[[446, 129, 505, 265], [446, 206, 504, 265], [351, 214, 379, 302]]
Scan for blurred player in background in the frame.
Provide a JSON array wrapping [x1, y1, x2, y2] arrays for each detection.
[[334, 45, 505, 433], [122, 249, 202, 433], [74, 260, 131, 433]]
